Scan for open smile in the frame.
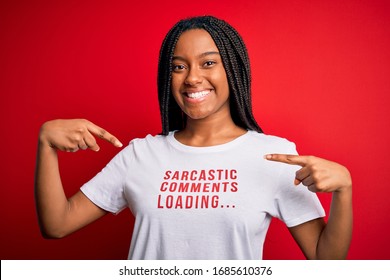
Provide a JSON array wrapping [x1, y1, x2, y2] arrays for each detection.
[[185, 90, 212, 100]]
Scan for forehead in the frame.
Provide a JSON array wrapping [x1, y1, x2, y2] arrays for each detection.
[[173, 29, 219, 56]]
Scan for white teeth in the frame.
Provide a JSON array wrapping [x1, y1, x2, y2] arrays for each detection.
[[187, 90, 210, 99]]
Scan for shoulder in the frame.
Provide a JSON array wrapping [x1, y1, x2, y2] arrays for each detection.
[[126, 133, 171, 152], [110, 133, 170, 165], [130, 133, 167, 145], [245, 131, 298, 154]]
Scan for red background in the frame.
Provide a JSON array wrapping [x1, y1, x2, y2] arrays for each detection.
[[1, 0, 389, 260]]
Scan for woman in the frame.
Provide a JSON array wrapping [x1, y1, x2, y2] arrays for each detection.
[[35, 16, 352, 259]]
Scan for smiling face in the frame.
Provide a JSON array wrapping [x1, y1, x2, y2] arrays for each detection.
[[171, 29, 231, 123]]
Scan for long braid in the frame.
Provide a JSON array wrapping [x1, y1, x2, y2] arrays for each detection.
[[157, 16, 263, 135], [209, 19, 260, 132], [158, 26, 184, 133]]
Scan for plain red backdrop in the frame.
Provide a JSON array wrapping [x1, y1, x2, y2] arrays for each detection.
[[1, 0, 389, 260]]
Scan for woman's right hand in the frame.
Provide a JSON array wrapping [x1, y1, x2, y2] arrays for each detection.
[[35, 119, 122, 238], [39, 119, 123, 152]]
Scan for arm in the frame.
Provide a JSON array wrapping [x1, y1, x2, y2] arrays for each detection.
[[265, 154, 353, 259], [34, 119, 123, 238]]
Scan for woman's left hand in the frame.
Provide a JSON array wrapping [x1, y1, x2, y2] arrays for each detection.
[[265, 154, 352, 193]]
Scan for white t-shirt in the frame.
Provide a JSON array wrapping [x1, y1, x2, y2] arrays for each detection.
[[81, 131, 325, 259]]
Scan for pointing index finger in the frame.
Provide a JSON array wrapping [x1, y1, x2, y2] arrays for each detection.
[[264, 154, 307, 167], [87, 121, 123, 148]]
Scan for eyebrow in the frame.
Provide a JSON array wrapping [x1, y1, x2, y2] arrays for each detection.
[[172, 51, 220, 61]]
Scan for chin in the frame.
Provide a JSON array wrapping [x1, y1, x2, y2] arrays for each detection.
[[186, 113, 210, 121]]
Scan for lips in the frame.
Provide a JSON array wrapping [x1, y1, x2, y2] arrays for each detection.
[[185, 90, 211, 99]]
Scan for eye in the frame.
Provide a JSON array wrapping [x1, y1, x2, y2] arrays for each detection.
[[172, 64, 186, 72], [204, 61, 216, 67]]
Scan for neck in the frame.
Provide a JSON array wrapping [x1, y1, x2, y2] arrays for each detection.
[[175, 113, 247, 147]]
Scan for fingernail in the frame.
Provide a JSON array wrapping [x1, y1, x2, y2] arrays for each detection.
[[117, 141, 123, 147], [264, 154, 272, 160]]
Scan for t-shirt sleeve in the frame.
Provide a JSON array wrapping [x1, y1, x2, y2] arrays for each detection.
[[80, 143, 134, 214], [273, 143, 326, 227]]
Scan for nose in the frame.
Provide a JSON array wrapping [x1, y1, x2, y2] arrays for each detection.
[[184, 67, 203, 86]]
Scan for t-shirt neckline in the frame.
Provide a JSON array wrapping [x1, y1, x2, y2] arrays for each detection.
[[167, 130, 251, 153]]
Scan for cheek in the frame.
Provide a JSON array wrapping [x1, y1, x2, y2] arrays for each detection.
[[170, 79, 184, 107], [171, 75, 182, 94], [211, 65, 228, 85], [172, 92, 181, 106], [212, 71, 229, 94]]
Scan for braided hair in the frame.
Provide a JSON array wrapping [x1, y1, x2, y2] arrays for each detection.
[[157, 15, 263, 135]]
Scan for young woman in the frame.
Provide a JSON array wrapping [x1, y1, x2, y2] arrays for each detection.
[[35, 16, 352, 259]]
